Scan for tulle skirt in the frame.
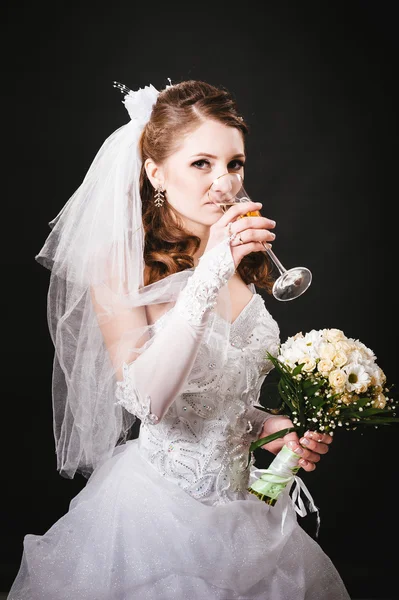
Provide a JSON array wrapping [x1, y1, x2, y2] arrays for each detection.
[[7, 439, 350, 599]]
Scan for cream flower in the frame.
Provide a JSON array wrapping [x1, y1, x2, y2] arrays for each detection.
[[347, 348, 366, 366], [329, 369, 347, 390], [372, 393, 387, 409], [341, 393, 358, 405], [335, 340, 352, 353], [292, 332, 303, 341], [325, 328, 346, 343], [352, 339, 375, 360], [317, 358, 334, 376], [299, 355, 317, 372], [333, 351, 348, 368], [319, 343, 336, 361], [279, 348, 300, 369], [370, 366, 386, 387], [299, 329, 325, 359]]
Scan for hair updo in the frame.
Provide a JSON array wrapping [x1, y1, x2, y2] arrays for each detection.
[[139, 80, 273, 292]]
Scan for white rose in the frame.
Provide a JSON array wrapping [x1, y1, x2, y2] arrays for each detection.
[[325, 328, 346, 343], [329, 369, 347, 390], [319, 343, 336, 361], [317, 358, 334, 376], [299, 355, 316, 372], [333, 351, 348, 368], [336, 340, 352, 353]]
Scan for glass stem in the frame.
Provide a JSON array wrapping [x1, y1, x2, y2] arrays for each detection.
[[262, 244, 287, 276]]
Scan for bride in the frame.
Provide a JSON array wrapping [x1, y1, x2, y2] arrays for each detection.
[[7, 79, 350, 599]]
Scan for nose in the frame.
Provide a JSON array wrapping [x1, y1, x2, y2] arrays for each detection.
[[208, 172, 242, 204], [211, 172, 233, 195]]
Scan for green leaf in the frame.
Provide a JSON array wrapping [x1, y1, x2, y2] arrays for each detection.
[[350, 408, 394, 418], [277, 381, 296, 412], [302, 378, 322, 391], [308, 395, 328, 408], [292, 363, 304, 376], [351, 418, 399, 425], [354, 397, 372, 408], [303, 382, 323, 397]]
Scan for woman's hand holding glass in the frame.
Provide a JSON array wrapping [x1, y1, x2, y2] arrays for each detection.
[[207, 173, 312, 301], [204, 200, 277, 269]]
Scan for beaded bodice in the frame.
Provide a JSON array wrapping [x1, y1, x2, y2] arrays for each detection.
[[137, 291, 280, 506]]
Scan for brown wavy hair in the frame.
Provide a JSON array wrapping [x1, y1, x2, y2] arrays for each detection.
[[139, 80, 273, 292]]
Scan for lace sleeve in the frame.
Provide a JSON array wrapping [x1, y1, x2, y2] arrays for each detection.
[[247, 406, 280, 440], [175, 236, 236, 325], [115, 363, 160, 426], [115, 236, 236, 422]]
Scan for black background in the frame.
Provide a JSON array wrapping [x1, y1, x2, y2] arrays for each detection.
[[2, 1, 398, 598]]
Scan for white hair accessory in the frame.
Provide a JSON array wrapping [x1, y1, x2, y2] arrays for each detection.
[[113, 81, 159, 125]]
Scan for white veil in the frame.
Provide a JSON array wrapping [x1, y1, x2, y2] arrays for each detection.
[[35, 82, 232, 479]]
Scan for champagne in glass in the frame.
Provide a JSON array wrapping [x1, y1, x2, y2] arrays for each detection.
[[208, 173, 312, 301]]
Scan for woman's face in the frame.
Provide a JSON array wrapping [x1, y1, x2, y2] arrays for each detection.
[[157, 119, 245, 234]]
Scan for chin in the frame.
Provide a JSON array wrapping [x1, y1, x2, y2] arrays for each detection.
[[203, 213, 222, 226]]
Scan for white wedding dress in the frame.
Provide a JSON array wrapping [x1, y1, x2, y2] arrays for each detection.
[[8, 239, 351, 600]]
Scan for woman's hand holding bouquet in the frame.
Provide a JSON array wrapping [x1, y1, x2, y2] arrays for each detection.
[[247, 328, 397, 507], [258, 415, 333, 473]]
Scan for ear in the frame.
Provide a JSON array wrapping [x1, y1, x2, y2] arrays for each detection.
[[144, 158, 165, 190]]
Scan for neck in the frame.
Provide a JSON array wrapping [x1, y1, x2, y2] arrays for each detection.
[[180, 220, 210, 268], [192, 237, 209, 267]]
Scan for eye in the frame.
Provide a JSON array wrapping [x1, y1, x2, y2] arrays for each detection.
[[228, 159, 245, 170], [192, 159, 211, 169]]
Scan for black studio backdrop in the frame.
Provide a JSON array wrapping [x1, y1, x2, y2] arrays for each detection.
[[2, 2, 398, 598]]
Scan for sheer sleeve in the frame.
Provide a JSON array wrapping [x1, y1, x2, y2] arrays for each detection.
[[92, 237, 236, 426], [246, 406, 280, 440]]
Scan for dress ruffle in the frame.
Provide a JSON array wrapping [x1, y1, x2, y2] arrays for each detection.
[[8, 439, 350, 600]]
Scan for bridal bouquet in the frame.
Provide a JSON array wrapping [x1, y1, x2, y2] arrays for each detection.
[[247, 328, 397, 505]]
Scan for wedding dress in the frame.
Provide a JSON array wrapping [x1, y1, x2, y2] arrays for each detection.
[[8, 238, 350, 600]]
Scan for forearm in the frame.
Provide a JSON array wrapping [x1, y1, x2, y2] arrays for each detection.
[[247, 406, 278, 440], [115, 238, 235, 424]]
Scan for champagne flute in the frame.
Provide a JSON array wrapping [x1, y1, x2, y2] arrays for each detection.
[[207, 172, 312, 301]]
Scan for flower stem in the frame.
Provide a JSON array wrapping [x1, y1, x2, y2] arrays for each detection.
[[247, 444, 302, 504]]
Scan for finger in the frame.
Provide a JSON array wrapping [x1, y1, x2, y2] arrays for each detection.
[[286, 441, 319, 470], [234, 215, 277, 232], [304, 430, 333, 445], [231, 241, 272, 259], [298, 459, 317, 472], [286, 439, 303, 456], [235, 228, 276, 246], [218, 201, 263, 226], [284, 432, 300, 444], [299, 435, 330, 455]]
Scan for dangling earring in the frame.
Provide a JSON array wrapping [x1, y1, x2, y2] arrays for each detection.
[[154, 184, 165, 208]]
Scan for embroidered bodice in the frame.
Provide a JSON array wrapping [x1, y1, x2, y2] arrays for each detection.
[[115, 237, 280, 506]]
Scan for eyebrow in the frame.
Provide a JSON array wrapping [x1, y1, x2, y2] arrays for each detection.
[[189, 152, 246, 159]]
